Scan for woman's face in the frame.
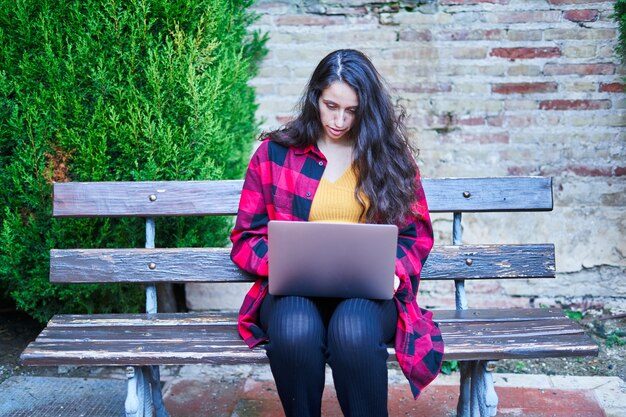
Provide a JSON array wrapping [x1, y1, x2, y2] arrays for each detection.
[[318, 81, 359, 144]]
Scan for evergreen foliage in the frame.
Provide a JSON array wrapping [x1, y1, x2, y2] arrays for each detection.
[[0, 0, 267, 322], [616, 0, 626, 65]]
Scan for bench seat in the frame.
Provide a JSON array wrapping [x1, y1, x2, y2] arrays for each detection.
[[20, 177, 600, 417], [21, 308, 598, 367]]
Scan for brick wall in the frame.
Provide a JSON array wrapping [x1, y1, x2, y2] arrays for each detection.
[[187, 0, 625, 313]]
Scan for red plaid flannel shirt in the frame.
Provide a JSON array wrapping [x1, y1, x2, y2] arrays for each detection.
[[230, 138, 444, 398]]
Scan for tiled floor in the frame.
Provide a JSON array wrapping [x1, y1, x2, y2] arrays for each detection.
[[1, 369, 623, 417], [163, 375, 610, 417]]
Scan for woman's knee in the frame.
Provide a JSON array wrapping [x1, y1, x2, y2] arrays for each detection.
[[263, 296, 326, 353], [327, 298, 387, 355]]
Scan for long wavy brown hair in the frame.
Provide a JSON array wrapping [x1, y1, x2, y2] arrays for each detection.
[[267, 49, 420, 225]]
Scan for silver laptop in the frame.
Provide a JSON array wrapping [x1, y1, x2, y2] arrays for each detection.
[[268, 221, 398, 300]]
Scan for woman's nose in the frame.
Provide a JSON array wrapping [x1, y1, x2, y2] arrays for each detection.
[[335, 111, 346, 127]]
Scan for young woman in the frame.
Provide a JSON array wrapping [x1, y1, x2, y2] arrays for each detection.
[[230, 49, 443, 417]]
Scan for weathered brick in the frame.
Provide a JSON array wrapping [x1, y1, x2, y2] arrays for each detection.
[[403, 64, 440, 77], [391, 83, 452, 94], [398, 29, 433, 42], [599, 9, 618, 22], [563, 9, 599, 22], [597, 44, 618, 59], [486, 115, 504, 127], [544, 28, 617, 41], [452, 83, 490, 94], [385, 10, 453, 25], [504, 100, 538, 111], [492, 82, 558, 95], [487, 115, 535, 127], [539, 100, 612, 110], [538, 165, 594, 177], [449, 11, 482, 24], [292, 66, 316, 78], [488, 11, 561, 24], [390, 48, 439, 60], [560, 113, 601, 127], [476, 64, 508, 76], [614, 97, 626, 109], [326, 29, 397, 43], [508, 166, 536, 176], [441, 0, 509, 4], [436, 29, 503, 41], [543, 63, 615, 76], [453, 116, 486, 126], [601, 191, 626, 206], [535, 113, 561, 126], [616, 167, 626, 176], [277, 83, 308, 96], [274, 15, 346, 26], [562, 45, 597, 59], [274, 48, 329, 62], [599, 83, 625, 93], [257, 64, 290, 78], [257, 98, 297, 115], [506, 30, 543, 41], [459, 132, 510, 144], [490, 47, 561, 59], [561, 81, 596, 92], [566, 166, 613, 177], [453, 47, 487, 59], [432, 98, 504, 113], [547, 0, 607, 4], [507, 65, 542, 76], [324, 6, 368, 16], [593, 112, 626, 127]]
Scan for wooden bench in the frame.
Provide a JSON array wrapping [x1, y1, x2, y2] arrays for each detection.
[[21, 177, 598, 417]]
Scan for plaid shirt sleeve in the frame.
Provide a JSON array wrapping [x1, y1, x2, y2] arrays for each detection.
[[230, 141, 272, 347], [230, 141, 272, 278], [393, 172, 445, 398]]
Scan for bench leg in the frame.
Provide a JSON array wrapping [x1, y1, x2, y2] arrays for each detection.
[[148, 365, 170, 417], [457, 362, 472, 416], [456, 360, 498, 417], [125, 366, 154, 417]]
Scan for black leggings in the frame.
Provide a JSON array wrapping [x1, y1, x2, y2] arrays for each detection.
[[259, 295, 398, 417]]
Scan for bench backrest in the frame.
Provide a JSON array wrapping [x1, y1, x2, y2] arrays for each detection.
[[50, 177, 555, 311]]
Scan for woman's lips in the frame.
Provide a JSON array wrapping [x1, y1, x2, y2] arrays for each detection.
[[328, 126, 346, 137]]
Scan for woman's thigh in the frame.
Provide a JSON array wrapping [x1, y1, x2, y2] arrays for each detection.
[[327, 298, 397, 348], [259, 294, 327, 347]]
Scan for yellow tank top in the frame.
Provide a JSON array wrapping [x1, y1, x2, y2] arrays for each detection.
[[309, 167, 370, 223]]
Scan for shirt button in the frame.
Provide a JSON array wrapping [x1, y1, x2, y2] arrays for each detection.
[[306, 192, 311, 197], [318, 161, 324, 166]]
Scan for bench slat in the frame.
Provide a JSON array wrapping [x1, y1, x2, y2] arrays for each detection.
[[443, 334, 599, 361], [32, 319, 586, 343], [34, 308, 575, 327], [20, 309, 597, 366], [50, 244, 555, 283], [52, 177, 552, 217]]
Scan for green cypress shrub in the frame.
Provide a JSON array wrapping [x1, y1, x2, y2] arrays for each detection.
[[616, 0, 626, 65], [0, 0, 267, 322]]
